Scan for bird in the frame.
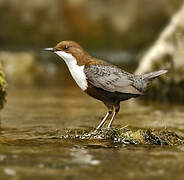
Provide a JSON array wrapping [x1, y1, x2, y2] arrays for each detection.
[[44, 41, 167, 129]]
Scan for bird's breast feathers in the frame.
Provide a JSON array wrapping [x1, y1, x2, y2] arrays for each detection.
[[55, 51, 88, 91]]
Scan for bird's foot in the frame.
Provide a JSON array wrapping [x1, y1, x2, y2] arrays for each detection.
[[92, 128, 102, 135], [106, 126, 112, 130]]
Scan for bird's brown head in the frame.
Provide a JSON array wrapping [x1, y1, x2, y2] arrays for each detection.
[[55, 41, 83, 52], [44, 41, 90, 66]]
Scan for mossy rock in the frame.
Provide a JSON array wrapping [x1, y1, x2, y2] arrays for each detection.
[[0, 127, 182, 147], [135, 5, 184, 102], [0, 63, 6, 109], [62, 128, 184, 146]]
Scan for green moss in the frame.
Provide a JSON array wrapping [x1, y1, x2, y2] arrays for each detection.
[[61, 127, 184, 146], [0, 64, 6, 109], [0, 127, 182, 147]]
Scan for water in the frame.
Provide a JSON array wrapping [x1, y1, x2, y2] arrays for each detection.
[[1, 71, 184, 179]]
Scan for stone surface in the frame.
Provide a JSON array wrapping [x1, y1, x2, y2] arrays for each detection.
[[62, 128, 184, 146], [0, 51, 43, 85], [135, 4, 184, 102], [0, 62, 6, 109]]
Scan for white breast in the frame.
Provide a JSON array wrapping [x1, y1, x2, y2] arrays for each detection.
[[55, 51, 88, 91]]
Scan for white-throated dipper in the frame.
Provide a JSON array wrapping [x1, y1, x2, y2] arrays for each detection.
[[45, 41, 167, 129]]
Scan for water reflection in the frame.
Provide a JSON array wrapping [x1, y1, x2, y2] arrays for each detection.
[[70, 148, 100, 166]]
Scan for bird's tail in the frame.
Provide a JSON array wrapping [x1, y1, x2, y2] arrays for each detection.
[[143, 70, 168, 81], [134, 70, 167, 93]]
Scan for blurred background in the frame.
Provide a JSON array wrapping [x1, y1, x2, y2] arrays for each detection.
[[0, 0, 183, 87], [1, 1, 184, 180], [0, 0, 182, 49], [0, 0, 184, 127]]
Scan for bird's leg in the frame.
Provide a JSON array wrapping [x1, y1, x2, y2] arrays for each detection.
[[96, 105, 113, 130], [107, 103, 120, 129]]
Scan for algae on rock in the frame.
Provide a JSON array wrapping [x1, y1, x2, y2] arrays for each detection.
[[63, 128, 184, 147], [135, 4, 184, 102], [0, 62, 6, 109]]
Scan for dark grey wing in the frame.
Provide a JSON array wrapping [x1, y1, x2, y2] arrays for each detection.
[[84, 65, 142, 95]]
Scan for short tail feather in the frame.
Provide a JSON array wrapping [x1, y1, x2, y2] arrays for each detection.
[[143, 70, 168, 81], [134, 70, 167, 93]]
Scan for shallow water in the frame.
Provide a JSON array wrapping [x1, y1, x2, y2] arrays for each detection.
[[1, 81, 184, 179]]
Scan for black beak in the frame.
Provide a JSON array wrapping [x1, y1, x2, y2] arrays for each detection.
[[44, 48, 55, 52]]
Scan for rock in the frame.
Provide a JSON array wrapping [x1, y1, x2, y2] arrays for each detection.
[[0, 51, 43, 85], [135, 4, 184, 103], [62, 128, 184, 146], [0, 62, 6, 109]]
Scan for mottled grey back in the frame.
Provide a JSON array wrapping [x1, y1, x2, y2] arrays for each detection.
[[84, 65, 142, 95]]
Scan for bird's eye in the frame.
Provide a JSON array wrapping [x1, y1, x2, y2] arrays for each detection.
[[63, 45, 69, 50]]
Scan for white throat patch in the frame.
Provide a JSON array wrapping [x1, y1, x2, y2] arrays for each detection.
[[55, 51, 88, 91]]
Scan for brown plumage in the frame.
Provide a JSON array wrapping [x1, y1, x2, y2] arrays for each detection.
[[45, 41, 167, 129]]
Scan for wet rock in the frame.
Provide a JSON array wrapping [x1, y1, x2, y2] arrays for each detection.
[[62, 128, 184, 146], [0, 127, 183, 147], [0, 51, 43, 85], [0, 62, 6, 109], [135, 4, 184, 102]]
